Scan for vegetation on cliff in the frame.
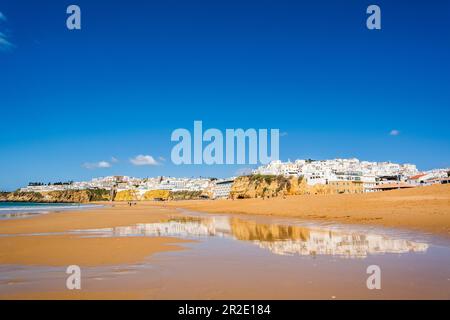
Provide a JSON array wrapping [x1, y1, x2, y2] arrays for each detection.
[[230, 174, 309, 199], [85, 189, 110, 201], [0, 192, 8, 200], [0, 191, 45, 202], [247, 174, 296, 193], [115, 189, 207, 201], [169, 191, 205, 201], [55, 189, 110, 202], [0, 189, 110, 203]]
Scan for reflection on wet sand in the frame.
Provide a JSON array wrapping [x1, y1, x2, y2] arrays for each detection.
[[229, 219, 428, 258], [78, 215, 428, 258], [0, 212, 44, 220]]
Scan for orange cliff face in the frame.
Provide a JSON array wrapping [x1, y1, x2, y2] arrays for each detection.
[[114, 190, 207, 201], [154, 184, 450, 237], [0, 190, 110, 203], [229, 175, 334, 199]]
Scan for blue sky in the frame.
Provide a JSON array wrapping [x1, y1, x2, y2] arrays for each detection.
[[0, 0, 449, 190]]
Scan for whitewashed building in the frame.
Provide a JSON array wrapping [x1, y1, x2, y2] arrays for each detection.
[[213, 179, 235, 199]]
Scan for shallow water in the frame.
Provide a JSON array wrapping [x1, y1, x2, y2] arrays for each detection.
[[1, 211, 449, 299], [0, 202, 103, 219], [73, 212, 432, 259]]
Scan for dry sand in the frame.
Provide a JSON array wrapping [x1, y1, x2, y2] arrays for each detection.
[[0, 185, 449, 269], [157, 184, 450, 237], [0, 185, 449, 299]]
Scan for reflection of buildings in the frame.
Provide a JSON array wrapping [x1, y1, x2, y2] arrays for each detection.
[[228, 218, 428, 258], [107, 217, 231, 238], [87, 216, 428, 259], [255, 232, 428, 258]]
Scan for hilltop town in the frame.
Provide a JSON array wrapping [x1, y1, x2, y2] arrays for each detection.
[[13, 158, 450, 201]]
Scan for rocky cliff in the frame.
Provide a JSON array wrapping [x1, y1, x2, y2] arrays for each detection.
[[114, 190, 207, 201], [0, 189, 110, 203], [229, 174, 330, 199], [0, 175, 332, 203]]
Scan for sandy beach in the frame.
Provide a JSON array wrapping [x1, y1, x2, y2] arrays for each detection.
[[0, 204, 191, 267], [0, 184, 449, 300], [158, 184, 450, 237], [0, 184, 449, 268]]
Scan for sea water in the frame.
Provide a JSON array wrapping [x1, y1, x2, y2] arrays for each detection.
[[0, 202, 102, 219]]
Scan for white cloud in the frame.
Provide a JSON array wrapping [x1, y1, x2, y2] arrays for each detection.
[[0, 13, 14, 52], [389, 129, 400, 136], [130, 155, 159, 166], [97, 161, 111, 168], [280, 131, 288, 137], [82, 161, 111, 169], [0, 37, 14, 51], [111, 157, 119, 163]]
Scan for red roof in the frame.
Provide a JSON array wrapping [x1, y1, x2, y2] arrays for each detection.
[[409, 174, 426, 180]]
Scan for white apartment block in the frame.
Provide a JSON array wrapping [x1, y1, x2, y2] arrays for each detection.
[[253, 158, 425, 192], [18, 160, 448, 195], [213, 179, 235, 199], [20, 175, 216, 194]]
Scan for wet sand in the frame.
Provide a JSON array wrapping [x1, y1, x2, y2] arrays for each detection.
[[0, 185, 449, 299], [2, 185, 447, 238], [1, 227, 449, 300], [1, 291, 144, 300], [158, 184, 450, 237], [0, 204, 191, 267], [0, 235, 189, 266], [0, 204, 179, 235]]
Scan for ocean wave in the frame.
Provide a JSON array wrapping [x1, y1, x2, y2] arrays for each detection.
[[0, 204, 102, 212]]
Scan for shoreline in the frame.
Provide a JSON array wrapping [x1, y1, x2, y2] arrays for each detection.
[[1, 184, 449, 238], [152, 184, 450, 238], [0, 186, 449, 299], [0, 184, 448, 268], [0, 204, 191, 266], [0, 185, 450, 237]]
